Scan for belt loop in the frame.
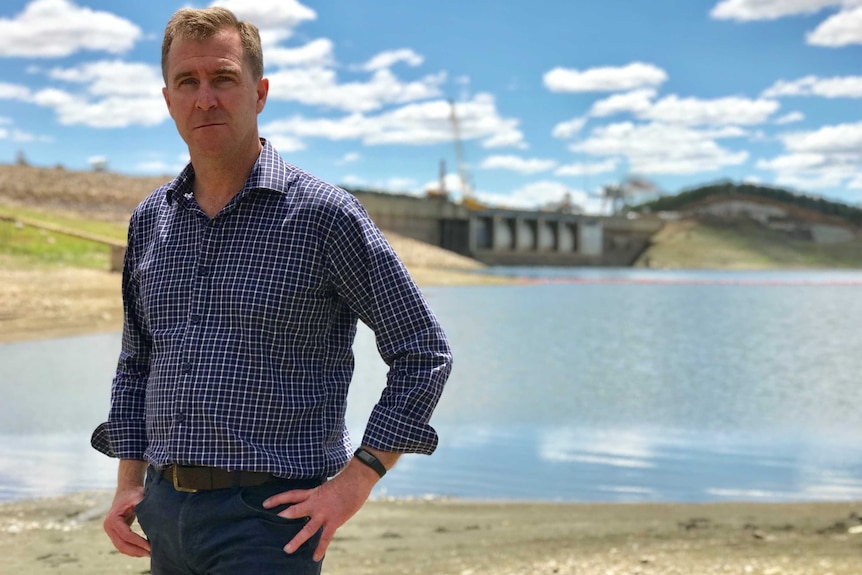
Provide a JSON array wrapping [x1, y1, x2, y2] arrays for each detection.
[[232, 470, 243, 489]]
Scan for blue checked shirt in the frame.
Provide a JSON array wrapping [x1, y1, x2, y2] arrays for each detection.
[[91, 140, 452, 479]]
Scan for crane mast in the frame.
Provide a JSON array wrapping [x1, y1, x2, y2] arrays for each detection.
[[449, 99, 471, 201]]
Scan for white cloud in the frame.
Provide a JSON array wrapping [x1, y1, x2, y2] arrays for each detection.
[[776, 171, 853, 190], [710, 0, 843, 21], [28, 60, 167, 128], [775, 111, 805, 124], [262, 93, 525, 149], [808, 6, 862, 45], [551, 117, 587, 139], [338, 152, 361, 164], [47, 60, 164, 97], [757, 122, 862, 189], [32, 88, 167, 128], [711, 0, 862, 47], [643, 95, 779, 126], [588, 91, 777, 126], [782, 121, 862, 154], [480, 155, 557, 174], [362, 49, 423, 71], [211, 0, 316, 36], [474, 180, 588, 211], [267, 67, 446, 112], [757, 152, 831, 172], [421, 173, 465, 196], [0, 127, 51, 143], [267, 134, 306, 153], [570, 122, 749, 175], [0, 82, 31, 100], [555, 159, 619, 177], [267, 39, 335, 69], [132, 153, 189, 176], [763, 75, 862, 98], [590, 89, 657, 117], [0, 0, 141, 58], [543, 62, 668, 93], [340, 174, 419, 194]]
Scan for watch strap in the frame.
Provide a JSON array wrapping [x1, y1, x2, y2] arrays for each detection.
[[353, 447, 387, 478]]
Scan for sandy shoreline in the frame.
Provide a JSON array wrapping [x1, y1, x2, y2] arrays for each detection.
[[2, 491, 861, 574]]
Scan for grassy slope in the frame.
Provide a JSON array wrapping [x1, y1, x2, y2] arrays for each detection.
[[0, 204, 127, 270], [637, 218, 862, 269]]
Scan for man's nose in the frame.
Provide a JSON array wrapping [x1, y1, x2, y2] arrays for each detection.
[[195, 83, 218, 110]]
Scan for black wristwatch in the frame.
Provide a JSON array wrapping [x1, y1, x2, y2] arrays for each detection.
[[353, 447, 387, 478]]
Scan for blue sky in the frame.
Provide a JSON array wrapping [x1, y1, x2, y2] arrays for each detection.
[[2, 0, 862, 213]]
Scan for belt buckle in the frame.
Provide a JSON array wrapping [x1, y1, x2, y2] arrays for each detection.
[[171, 466, 199, 493]]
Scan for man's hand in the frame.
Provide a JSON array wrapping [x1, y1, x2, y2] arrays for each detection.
[[263, 448, 399, 562], [104, 460, 150, 557]]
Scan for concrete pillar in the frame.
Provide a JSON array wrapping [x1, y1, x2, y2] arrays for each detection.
[[537, 219, 555, 251], [558, 222, 576, 252], [514, 218, 534, 251], [579, 221, 604, 256], [493, 217, 513, 250]]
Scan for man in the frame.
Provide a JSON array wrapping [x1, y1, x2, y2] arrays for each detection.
[[90, 7, 452, 574]]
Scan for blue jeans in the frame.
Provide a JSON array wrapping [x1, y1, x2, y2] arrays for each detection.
[[135, 467, 324, 574]]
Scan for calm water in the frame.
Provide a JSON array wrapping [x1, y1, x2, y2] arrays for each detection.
[[2, 268, 862, 503]]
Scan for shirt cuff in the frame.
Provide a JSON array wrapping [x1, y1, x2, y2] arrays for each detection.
[[90, 421, 148, 460], [361, 404, 439, 455]]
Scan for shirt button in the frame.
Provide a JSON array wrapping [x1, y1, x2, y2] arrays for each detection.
[[190, 314, 202, 325], [174, 413, 186, 423], [197, 267, 210, 277], [181, 362, 192, 374]]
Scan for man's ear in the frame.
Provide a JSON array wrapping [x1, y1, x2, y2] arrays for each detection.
[[162, 86, 171, 113], [256, 78, 269, 114]]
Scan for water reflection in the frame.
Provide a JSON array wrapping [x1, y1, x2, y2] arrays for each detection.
[[2, 270, 862, 502]]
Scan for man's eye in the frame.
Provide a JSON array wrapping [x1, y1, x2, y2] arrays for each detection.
[[179, 78, 197, 86]]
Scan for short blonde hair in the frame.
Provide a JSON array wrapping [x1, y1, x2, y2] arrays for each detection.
[[161, 7, 264, 83]]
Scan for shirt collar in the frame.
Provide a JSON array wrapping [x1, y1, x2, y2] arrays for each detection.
[[164, 139, 291, 205]]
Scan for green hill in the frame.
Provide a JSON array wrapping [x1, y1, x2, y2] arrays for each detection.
[[634, 180, 862, 227], [632, 182, 862, 269]]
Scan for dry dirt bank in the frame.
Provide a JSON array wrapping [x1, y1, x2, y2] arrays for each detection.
[[0, 237, 511, 344], [0, 162, 513, 343]]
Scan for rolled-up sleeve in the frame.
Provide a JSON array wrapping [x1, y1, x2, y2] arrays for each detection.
[[326, 196, 453, 454]]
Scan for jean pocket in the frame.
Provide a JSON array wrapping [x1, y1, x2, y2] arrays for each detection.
[[133, 466, 158, 515], [234, 484, 310, 525]]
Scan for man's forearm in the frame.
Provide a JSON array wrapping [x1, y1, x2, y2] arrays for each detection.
[[360, 446, 400, 473], [117, 459, 148, 490]]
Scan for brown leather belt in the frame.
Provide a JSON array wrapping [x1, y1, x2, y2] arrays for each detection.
[[160, 465, 278, 493]]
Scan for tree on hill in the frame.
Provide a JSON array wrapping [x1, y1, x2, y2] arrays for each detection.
[[633, 180, 862, 227]]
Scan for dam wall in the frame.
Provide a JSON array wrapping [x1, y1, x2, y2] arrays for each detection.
[[350, 190, 663, 267]]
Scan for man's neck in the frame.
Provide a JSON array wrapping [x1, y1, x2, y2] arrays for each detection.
[[190, 140, 262, 218]]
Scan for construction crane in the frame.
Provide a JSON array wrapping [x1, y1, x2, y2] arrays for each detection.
[[448, 99, 484, 209], [600, 176, 658, 215]]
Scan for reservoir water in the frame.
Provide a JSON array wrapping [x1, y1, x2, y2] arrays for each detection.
[[2, 268, 862, 503]]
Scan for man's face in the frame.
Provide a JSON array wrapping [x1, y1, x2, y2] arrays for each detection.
[[162, 28, 268, 160]]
